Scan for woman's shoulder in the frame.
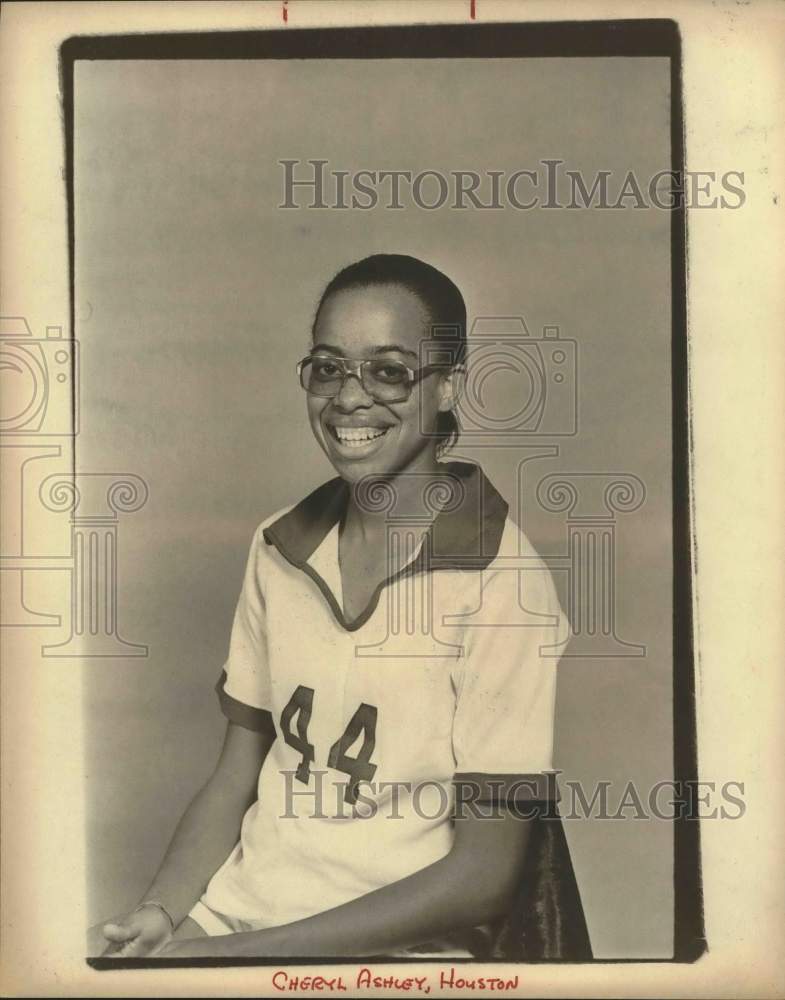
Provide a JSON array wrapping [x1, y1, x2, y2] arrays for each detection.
[[494, 514, 550, 565], [255, 503, 298, 534], [485, 515, 562, 608], [244, 503, 298, 554]]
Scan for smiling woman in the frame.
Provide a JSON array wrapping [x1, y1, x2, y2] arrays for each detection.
[[301, 256, 468, 621], [90, 254, 591, 961], [305, 254, 466, 479]]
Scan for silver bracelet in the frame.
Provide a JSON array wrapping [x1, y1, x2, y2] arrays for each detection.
[[134, 899, 175, 932]]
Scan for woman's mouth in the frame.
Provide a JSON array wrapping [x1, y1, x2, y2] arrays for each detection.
[[327, 424, 391, 454]]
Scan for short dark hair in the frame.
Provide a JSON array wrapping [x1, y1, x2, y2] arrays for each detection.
[[312, 254, 466, 450]]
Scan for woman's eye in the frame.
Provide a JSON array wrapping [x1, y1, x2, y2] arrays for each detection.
[[373, 364, 407, 383], [313, 360, 341, 379]]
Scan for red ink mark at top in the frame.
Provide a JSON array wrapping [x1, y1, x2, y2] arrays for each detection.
[[282, 0, 289, 23], [470, 0, 476, 19]]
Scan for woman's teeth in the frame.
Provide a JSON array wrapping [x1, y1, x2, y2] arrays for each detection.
[[333, 427, 388, 447]]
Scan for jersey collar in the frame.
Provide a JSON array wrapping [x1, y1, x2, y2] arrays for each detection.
[[262, 461, 508, 631]]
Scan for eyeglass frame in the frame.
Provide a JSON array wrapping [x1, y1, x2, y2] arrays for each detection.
[[296, 353, 458, 403]]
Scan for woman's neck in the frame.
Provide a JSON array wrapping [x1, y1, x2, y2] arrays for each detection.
[[344, 455, 447, 543]]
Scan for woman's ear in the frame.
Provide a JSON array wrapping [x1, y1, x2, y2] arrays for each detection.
[[437, 366, 465, 413]]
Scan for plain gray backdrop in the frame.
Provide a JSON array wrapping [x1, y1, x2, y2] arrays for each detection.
[[75, 55, 673, 958]]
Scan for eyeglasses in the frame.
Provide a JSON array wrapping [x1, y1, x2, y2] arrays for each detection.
[[297, 354, 446, 404]]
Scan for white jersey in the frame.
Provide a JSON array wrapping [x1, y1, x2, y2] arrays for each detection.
[[198, 461, 569, 930]]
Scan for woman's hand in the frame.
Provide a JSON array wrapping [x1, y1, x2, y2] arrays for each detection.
[[88, 905, 173, 957]]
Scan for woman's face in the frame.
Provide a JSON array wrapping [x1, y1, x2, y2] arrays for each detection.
[[307, 283, 453, 484]]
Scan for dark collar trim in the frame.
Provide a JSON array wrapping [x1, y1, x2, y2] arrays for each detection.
[[262, 462, 508, 632]]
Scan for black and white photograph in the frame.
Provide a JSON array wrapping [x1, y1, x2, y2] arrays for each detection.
[[74, 19, 694, 965], [1, 2, 783, 997]]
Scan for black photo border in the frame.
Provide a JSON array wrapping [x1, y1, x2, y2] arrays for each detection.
[[61, 17, 704, 969]]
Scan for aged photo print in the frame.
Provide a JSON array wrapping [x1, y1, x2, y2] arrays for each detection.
[[1, 2, 783, 998]]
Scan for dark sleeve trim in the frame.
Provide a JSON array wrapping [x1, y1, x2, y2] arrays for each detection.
[[453, 771, 560, 804], [215, 670, 276, 736]]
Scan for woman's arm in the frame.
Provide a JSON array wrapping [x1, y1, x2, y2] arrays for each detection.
[[159, 805, 533, 958], [98, 720, 274, 956], [141, 720, 274, 921]]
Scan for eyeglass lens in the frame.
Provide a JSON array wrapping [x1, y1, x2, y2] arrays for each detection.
[[299, 357, 412, 401]]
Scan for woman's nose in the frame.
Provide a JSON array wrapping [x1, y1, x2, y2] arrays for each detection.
[[333, 373, 373, 410]]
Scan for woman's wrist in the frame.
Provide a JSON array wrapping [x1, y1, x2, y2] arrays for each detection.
[[135, 899, 176, 932]]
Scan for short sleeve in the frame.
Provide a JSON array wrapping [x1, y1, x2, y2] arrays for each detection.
[[452, 561, 569, 802], [215, 525, 274, 732]]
